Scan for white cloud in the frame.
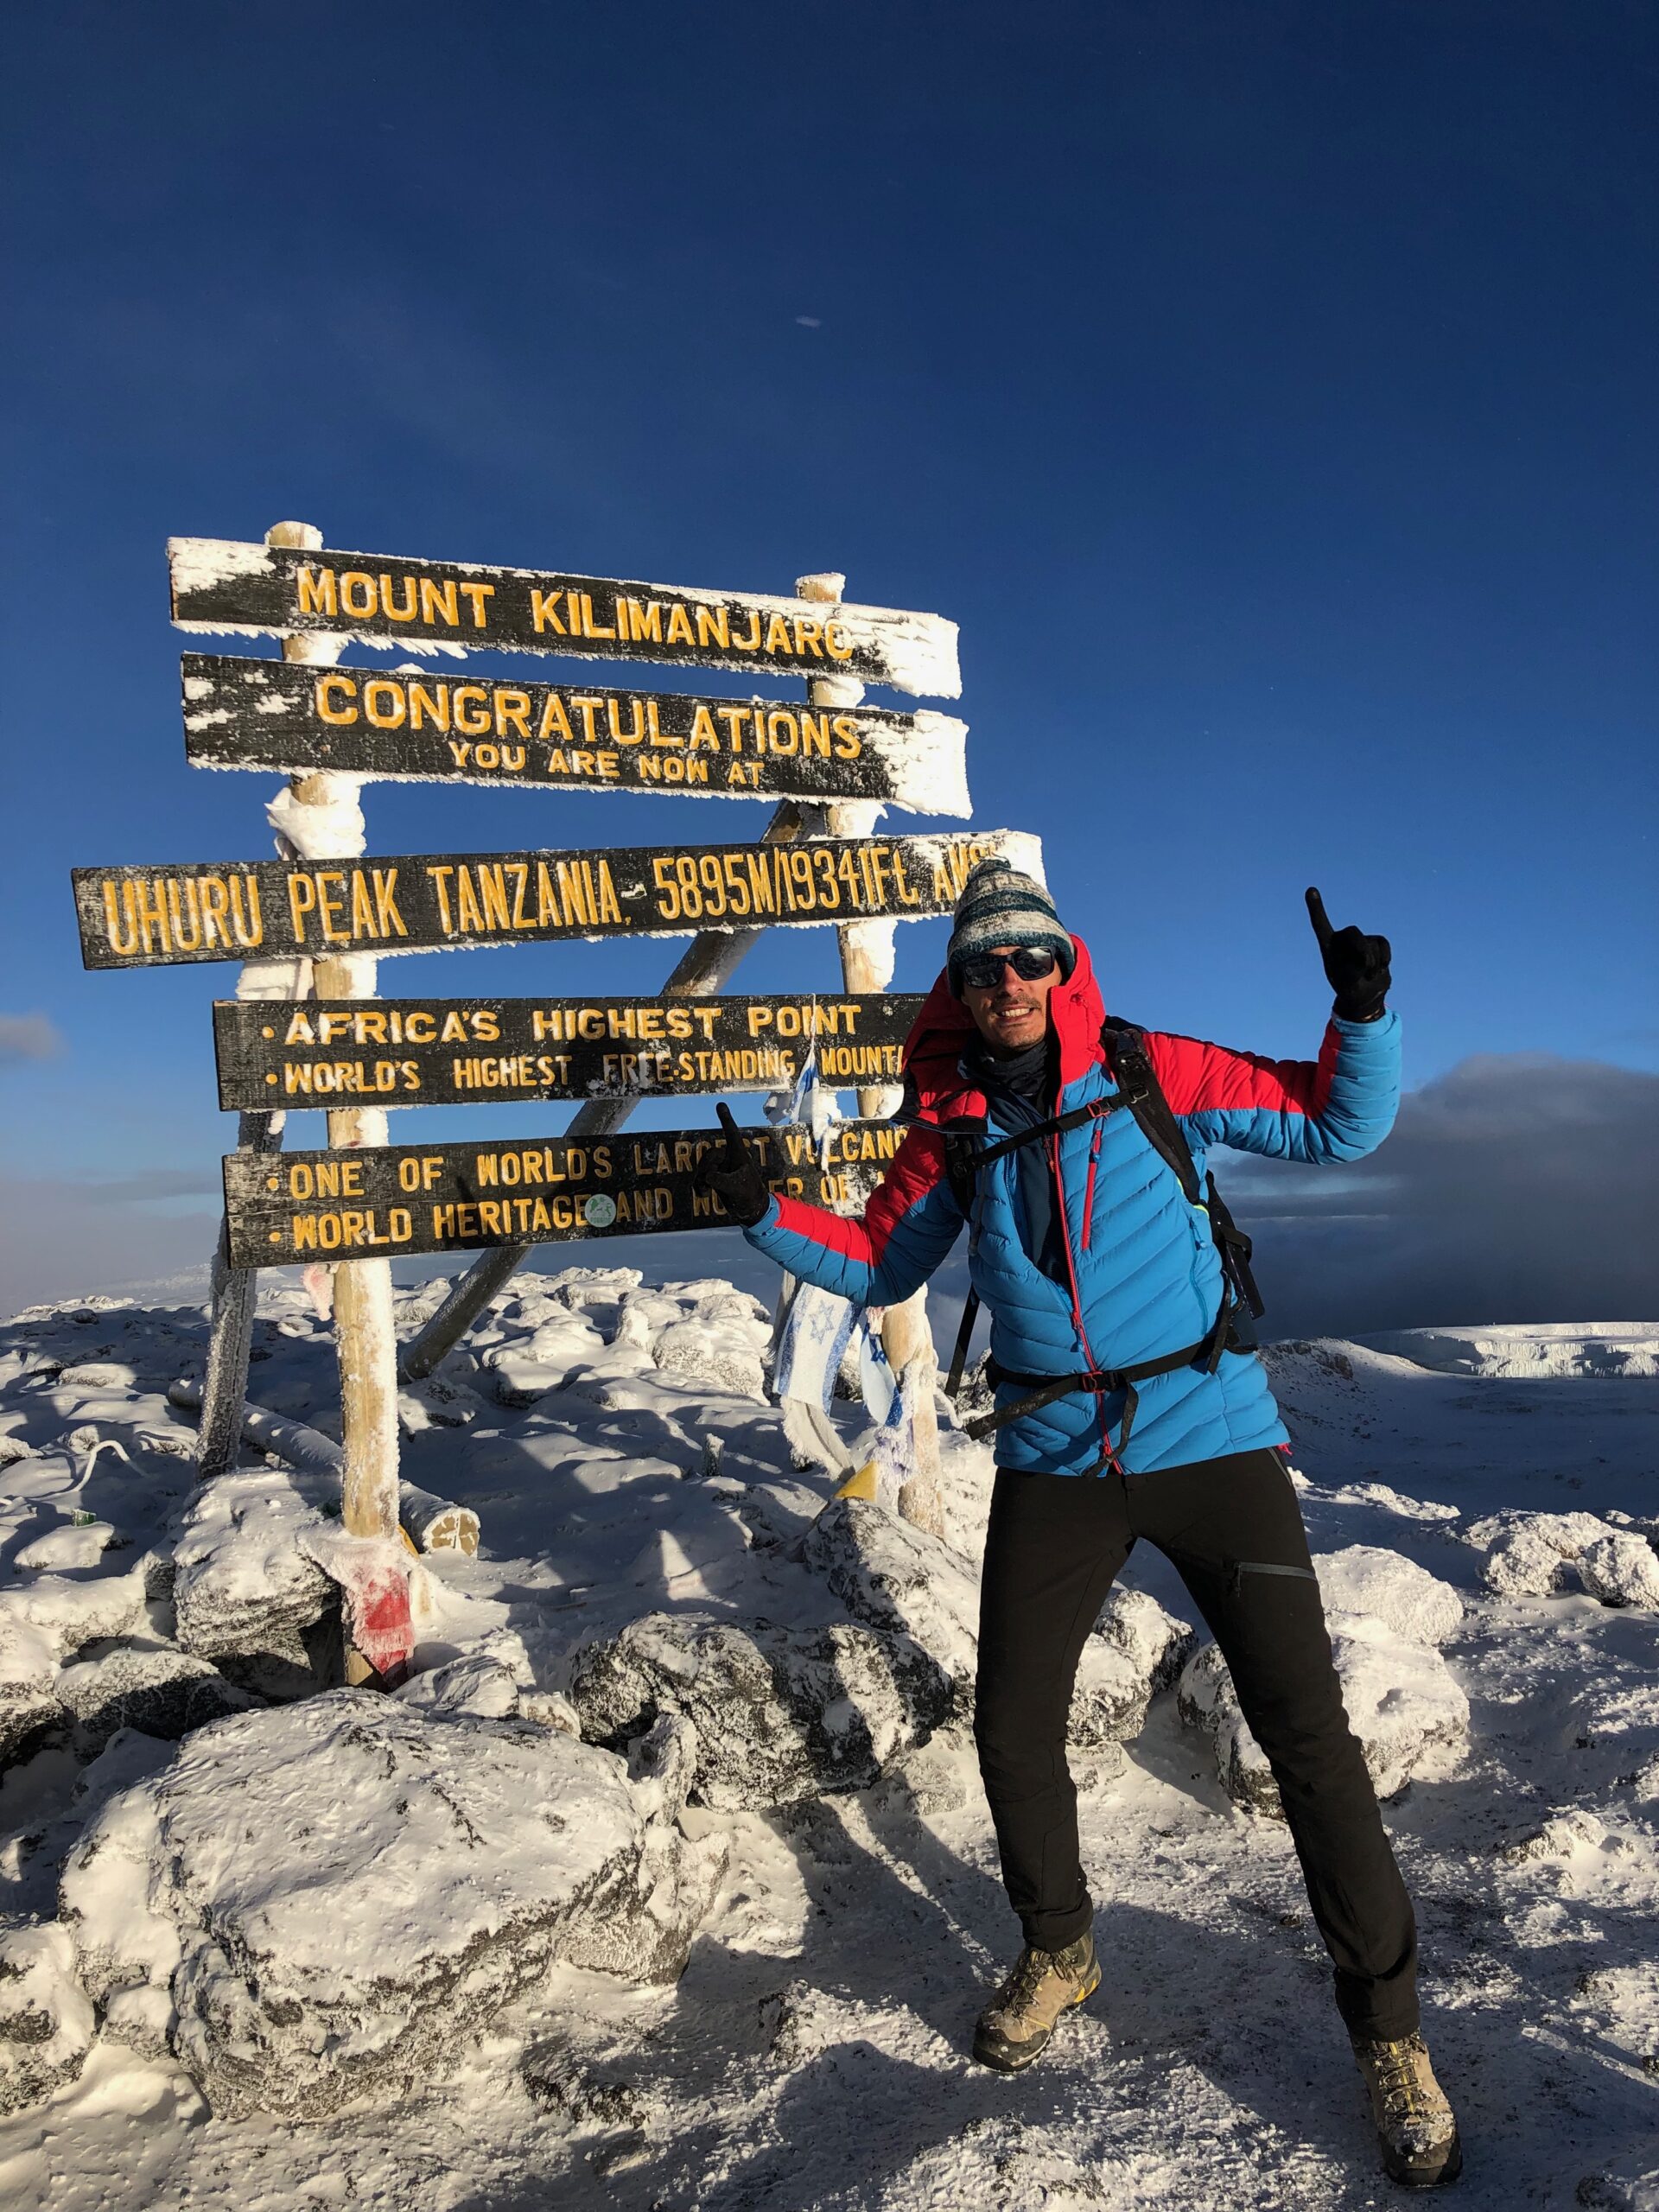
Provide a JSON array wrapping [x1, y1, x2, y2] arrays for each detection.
[[0, 1013, 65, 1065]]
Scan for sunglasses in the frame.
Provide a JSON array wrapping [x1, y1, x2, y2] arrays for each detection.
[[957, 947, 1059, 990]]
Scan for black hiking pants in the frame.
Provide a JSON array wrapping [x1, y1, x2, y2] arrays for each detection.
[[974, 1448, 1420, 2043]]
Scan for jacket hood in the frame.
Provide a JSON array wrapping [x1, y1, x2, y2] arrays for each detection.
[[900, 935, 1106, 1119]]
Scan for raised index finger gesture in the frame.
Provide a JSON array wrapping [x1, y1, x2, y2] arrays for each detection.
[[1304, 884, 1391, 1021], [1305, 885, 1335, 951]]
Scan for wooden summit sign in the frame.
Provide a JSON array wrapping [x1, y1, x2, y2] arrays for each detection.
[[169, 539, 962, 696], [214, 991, 925, 1110], [223, 1119, 906, 1268], [180, 653, 969, 815], [74, 830, 1039, 969]]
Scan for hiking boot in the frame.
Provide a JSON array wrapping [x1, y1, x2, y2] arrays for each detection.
[[972, 1929, 1100, 2072], [1351, 2031, 1462, 2187]]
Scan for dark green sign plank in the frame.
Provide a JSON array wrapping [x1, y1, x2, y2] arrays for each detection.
[[213, 991, 924, 1111], [223, 1120, 906, 1267], [168, 538, 961, 697], [180, 654, 969, 815], [73, 830, 1038, 970]]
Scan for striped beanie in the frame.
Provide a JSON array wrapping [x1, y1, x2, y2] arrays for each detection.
[[946, 857, 1075, 995]]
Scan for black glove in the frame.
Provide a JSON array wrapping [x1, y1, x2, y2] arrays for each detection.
[[1306, 887, 1391, 1021], [692, 1103, 772, 1226]]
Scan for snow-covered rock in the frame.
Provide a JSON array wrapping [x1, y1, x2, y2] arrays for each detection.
[[803, 1499, 1193, 1755], [0, 1923, 96, 2115], [803, 1497, 981, 1715], [1070, 1587, 1197, 1751], [1577, 1531, 1659, 1609], [1313, 1545, 1464, 1646], [567, 1610, 952, 1808], [170, 1468, 334, 1688], [1467, 1510, 1659, 1607], [1178, 1611, 1470, 1817], [653, 1317, 766, 1398], [0, 1558, 161, 1766], [54, 1642, 249, 1745], [14, 1520, 118, 1572], [0, 1613, 62, 1765], [54, 1691, 723, 2118]]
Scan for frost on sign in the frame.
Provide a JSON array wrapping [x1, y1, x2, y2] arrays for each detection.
[[73, 830, 1044, 969], [168, 538, 962, 697], [179, 653, 970, 816], [213, 991, 926, 1110], [222, 1121, 906, 1265]]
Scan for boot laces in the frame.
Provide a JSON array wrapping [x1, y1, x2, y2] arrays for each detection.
[[1370, 2037, 1434, 2123], [1001, 1946, 1059, 2013]]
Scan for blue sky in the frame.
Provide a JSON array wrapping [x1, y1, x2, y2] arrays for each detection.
[[1, 1, 1654, 1317]]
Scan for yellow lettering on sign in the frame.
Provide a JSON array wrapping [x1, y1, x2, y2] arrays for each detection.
[[296, 568, 337, 618], [427, 865, 455, 934], [420, 578, 460, 626], [618, 597, 661, 643], [494, 690, 531, 740], [530, 588, 565, 634], [379, 575, 418, 622], [823, 620, 853, 661], [607, 696, 645, 746], [457, 582, 495, 628], [315, 674, 357, 724], [363, 679, 404, 729], [695, 606, 729, 650], [764, 613, 793, 656], [453, 685, 491, 737], [664, 604, 695, 646]]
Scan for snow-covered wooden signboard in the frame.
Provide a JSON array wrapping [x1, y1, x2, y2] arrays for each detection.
[[74, 830, 1039, 969], [168, 539, 962, 695], [213, 991, 925, 1110], [223, 1120, 904, 1266], [180, 655, 969, 815]]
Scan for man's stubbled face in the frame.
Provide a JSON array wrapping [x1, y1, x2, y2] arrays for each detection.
[[963, 946, 1059, 1058]]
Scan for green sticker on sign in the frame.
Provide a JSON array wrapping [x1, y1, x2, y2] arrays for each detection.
[[582, 1194, 618, 1229]]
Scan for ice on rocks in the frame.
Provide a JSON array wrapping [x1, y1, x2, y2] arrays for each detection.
[[567, 1610, 953, 1808], [653, 1316, 766, 1399], [803, 1498, 1191, 1752], [170, 1467, 334, 1687], [14, 1521, 119, 1572], [0, 1923, 96, 2115], [1578, 1532, 1659, 1609], [54, 1642, 249, 1745], [803, 1497, 981, 1715], [1313, 1545, 1464, 1646], [1071, 1588, 1198, 1752], [1179, 1611, 1470, 1817], [1467, 1510, 1659, 1606], [54, 1691, 723, 2117]]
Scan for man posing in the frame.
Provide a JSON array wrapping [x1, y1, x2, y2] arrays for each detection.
[[695, 857, 1460, 2190]]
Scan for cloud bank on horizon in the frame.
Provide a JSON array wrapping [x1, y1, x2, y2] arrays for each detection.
[[1, 1052, 1651, 1338]]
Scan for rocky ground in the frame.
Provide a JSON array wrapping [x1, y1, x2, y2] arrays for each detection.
[[0, 1280, 1655, 2210]]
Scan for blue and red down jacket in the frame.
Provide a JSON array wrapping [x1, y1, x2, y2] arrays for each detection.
[[744, 935, 1402, 1476]]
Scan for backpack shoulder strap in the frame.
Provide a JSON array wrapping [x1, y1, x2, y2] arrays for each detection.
[[1100, 1020, 1202, 1205]]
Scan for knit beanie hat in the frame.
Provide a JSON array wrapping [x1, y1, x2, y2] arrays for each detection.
[[946, 857, 1076, 995]]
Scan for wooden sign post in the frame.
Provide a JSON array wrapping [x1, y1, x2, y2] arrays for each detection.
[[73, 830, 1033, 970], [212, 990, 924, 1111], [180, 654, 969, 817], [191, 519, 404, 1688], [223, 1118, 906, 1267], [75, 521, 1022, 1654]]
